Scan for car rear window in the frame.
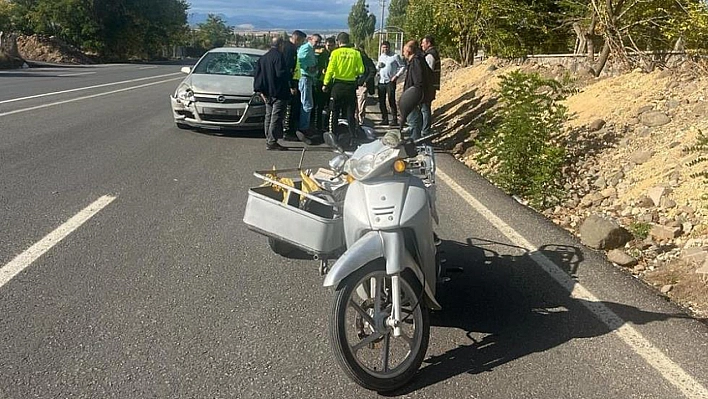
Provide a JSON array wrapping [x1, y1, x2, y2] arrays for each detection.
[[193, 52, 261, 77]]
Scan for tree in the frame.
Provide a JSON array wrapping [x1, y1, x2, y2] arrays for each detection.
[[405, 0, 532, 65], [387, 0, 408, 29], [197, 14, 232, 49], [563, 0, 708, 76], [0, 0, 17, 32], [4, 0, 189, 60], [348, 0, 376, 45]]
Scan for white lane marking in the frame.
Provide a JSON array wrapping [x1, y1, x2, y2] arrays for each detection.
[[0, 77, 182, 118], [57, 72, 97, 77], [0, 72, 181, 105], [0, 195, 116, 289], [137, 66, 158, 70], [436, 169, 708, 399]]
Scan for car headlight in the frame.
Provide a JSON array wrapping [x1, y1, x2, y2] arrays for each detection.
[[348, 148, 397, 180], [176, 84, 194, 102], [249, 93, 265, 105]]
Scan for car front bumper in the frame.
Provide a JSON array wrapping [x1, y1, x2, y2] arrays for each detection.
[[170, 96, 265, 130]]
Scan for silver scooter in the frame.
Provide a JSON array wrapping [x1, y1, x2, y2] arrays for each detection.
[[322, 131, 441, 392]]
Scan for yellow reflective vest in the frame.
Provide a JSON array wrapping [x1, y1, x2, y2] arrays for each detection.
[[293, 58, 301, 80], [323, 46, 364, 86]]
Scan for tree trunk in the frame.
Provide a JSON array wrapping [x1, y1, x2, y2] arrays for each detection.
[[592, 41, 611, 77], [572, 23, 587, 55], [586, 15, 598, 63], [587, 38, 595, 63]]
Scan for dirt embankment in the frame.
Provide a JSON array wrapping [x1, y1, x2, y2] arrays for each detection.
[[0, 34, 96, 68], [16, 34, 96, 64], [433, 57, 708, 319], [0, 32, 24, 68]]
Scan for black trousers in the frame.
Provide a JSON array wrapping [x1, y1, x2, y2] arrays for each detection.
[[285, 80, 300, 135], [329, 81, 357, 138], [312, 83, 329, 131], [377, 82, 398, 123]]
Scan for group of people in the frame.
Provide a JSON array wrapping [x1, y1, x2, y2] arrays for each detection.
[[253, 30, 441, 150]]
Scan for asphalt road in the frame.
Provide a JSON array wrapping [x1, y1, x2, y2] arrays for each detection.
[[1, 63, 707, 399]]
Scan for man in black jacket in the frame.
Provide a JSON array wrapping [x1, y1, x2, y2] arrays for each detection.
[[401, 40, 434, 140], [421, 35, 441, 137], [282, 30, 306, 140], [253, 37, 292, 151]]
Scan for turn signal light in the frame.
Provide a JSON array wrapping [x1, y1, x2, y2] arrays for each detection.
[[346, 175, 355, 184], [393, 159, 407, 173]]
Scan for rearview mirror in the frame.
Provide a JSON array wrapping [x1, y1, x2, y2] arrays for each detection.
[[180, 66, 191, 74], [323, 132, 344, 154], [382, 131, 401, 148]]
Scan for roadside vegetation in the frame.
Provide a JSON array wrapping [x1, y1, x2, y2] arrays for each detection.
[[0, 0, 189, 61], [0, 0, 260, 61], [684, 129, 708, 184], [385, 0, 708, 76], [475, 71, 568, 208]]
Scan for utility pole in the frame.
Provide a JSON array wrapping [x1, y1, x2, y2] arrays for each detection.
[[378, 0, 386, 52]]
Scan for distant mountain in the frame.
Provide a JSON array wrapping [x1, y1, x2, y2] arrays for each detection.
[[187, 12, 348, 31]]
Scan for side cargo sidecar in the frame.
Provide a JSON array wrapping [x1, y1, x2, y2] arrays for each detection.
[[243, 168, 346, 260]]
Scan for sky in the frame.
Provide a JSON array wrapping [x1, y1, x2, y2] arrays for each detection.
[[187, 0, 387, 30]]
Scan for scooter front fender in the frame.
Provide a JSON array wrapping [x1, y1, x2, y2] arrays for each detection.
[[323, 231, 383, 288], [322, 231, 442, 311]]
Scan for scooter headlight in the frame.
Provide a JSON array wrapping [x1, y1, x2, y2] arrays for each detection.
[[348, 148, 396, 180]]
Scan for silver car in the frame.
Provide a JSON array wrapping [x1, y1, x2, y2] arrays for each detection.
[[171, 47, 267, 130]]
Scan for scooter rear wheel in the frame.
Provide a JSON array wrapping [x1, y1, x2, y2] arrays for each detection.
[[329, 260, 429, 392]]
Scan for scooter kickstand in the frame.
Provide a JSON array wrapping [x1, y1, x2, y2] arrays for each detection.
[[318, 259, 329, 276]]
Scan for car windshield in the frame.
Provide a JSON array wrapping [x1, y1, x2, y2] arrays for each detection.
[[192, 51, 260, 77]]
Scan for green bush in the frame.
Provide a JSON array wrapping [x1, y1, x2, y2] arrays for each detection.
[[476, 70, 568, 208], [629, 221, 651, 240], [684, 128, 708, 183]]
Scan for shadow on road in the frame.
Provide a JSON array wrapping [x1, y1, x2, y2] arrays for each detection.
[[188, 127, 267, 140], [182, 128, 322, 153], [384, 237, 696, 396]]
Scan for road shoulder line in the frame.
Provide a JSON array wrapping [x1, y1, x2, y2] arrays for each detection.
[[0, 78, 181, 118], [0, 72, 181, 105]]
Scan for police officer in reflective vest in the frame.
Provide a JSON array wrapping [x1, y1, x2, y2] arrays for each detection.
[[322, 32, 364, 144]]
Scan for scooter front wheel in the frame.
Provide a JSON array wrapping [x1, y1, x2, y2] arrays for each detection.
[[329, 261, 429, 392]]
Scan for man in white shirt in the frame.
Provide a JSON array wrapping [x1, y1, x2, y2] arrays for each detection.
[[376, 41, 406, 126]]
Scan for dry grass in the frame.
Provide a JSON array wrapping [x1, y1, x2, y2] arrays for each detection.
[[644, 258, 708, 319]]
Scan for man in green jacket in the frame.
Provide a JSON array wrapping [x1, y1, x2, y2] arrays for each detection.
[[322, 32, 364, 143], [295, 34, 321, 144]]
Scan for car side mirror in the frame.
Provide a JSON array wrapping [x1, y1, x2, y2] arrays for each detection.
[[180, 67, 191, 74]]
